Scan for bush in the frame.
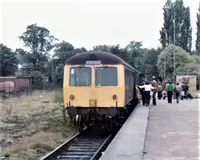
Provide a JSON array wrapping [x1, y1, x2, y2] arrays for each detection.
[[29, 71, 45, 89], [54, 89, 63, 103]]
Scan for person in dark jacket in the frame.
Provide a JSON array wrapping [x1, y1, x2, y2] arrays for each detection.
[[166, 81, 174, 103], [138, 81, 145, 105], [181, 82, 189, 99], [157, 83, 163, 100], [151, 79, 158, 106]]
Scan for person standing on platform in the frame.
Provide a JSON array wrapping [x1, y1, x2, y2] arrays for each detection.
[[139, 81, 154, 106], [166, 81, 174, 103], [181, 81, 189, 99], [174, 82, 181, 103], [138, 81, 145, 106], [151, 79, 158, 106], [157, 83, 163, 100]]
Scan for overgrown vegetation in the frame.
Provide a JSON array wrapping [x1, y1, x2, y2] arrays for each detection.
[[54, 88, 63, 103], [0, 91, 77, 160]]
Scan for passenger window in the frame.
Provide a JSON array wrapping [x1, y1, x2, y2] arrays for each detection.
[[125, 69, 129, 86], [130, 73, 133, 85]]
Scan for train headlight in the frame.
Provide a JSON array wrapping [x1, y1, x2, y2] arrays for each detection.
[[69, 95, 75, 100], [112, 94, 117, 100]]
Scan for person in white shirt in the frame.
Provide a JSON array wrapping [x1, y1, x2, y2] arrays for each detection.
[[139, 81, 154, 106]]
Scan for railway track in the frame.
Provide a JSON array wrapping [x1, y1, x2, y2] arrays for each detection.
[[40, 128, 113, 160]]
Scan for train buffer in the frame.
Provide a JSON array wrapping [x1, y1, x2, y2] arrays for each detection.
[[101, 95, 200, 160]]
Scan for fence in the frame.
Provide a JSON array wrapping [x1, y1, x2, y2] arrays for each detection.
[[0, 76, 64, 99]]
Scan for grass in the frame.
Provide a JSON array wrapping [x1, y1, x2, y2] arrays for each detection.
[[4, 132, 56, 153], [0, 90, 57, 117], [54, 88, 63, 104], [0, 90, 77, 160]]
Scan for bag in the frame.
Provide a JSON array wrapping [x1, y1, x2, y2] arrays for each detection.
[[187, 93, 193, 99], [163, 91, 167, 96]]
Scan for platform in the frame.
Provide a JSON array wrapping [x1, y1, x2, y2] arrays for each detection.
[[143, 98, 199, 160], [100, 105, 149, 160], [101, 96, 199, 160]]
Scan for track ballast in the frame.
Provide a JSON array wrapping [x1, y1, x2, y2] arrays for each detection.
[[40, 128, 113, 160]]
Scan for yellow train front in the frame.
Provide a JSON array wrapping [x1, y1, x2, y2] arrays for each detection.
[[63, 51, 140, 129]]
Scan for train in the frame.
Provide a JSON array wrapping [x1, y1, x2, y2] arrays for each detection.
[[63, 51, 141, 130]]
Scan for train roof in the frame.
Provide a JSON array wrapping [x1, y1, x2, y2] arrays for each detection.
[[65, 51, 140, 73]]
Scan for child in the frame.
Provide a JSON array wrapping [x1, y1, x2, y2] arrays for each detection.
[[162, 90, 167, 99]]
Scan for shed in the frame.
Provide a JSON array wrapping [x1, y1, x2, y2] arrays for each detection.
[[0, 76, 32, 92], [176, 72, 197, 97]]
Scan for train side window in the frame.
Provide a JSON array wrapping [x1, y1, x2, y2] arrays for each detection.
[[69, 67, 91, 86], [128, 71, 131, 86], [125, 70, 129, 86], [130, 72, 133, 86], [131, 73, 133, 85], [132, 73, 135, 85]]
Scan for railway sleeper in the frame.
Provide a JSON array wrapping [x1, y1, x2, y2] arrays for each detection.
[[61, 151, 94, 155], [67, 148, 98, 151], [57, 155, 92, 159]]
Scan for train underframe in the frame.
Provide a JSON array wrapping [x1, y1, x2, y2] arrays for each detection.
[[67, 98, 138, 131]]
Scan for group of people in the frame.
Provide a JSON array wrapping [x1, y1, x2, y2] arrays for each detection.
[[138, 79, 193, 106]]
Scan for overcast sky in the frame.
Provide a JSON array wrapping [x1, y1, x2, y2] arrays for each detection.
[[0, 0, 199, 51]]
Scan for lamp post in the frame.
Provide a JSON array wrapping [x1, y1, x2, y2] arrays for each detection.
[[52, 57, 54, 84], [163, 4, 176, 78], [163, 28, 168, 80], [164, 53, 166, 80]]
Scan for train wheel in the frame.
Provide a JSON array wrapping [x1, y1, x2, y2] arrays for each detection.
[[77, 115, 86, 131], [72, 115, 78, 126]]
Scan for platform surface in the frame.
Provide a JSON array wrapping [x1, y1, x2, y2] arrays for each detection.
[[143, 98, 199, 160], [101, 96, 199, 160], [100, 105, 149, 160]]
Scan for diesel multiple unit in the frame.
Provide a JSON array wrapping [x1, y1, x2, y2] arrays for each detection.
[[63, 51, 140, 129]]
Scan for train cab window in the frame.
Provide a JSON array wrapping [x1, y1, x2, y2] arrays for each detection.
[[95, 67, 118, 86], [70, 67, 91, 86]]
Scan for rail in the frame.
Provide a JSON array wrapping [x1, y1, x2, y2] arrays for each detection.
[[40, 128, 112, 160], [40, 132, 80, 160]]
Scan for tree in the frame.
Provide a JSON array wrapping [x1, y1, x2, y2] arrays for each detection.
[[93, 45, 113, 52], [125, 41, 146, 72], [53, 41, 87, 66], [53, 41, 87, 84], [53, 41, 75, 84], [160, 0, 174, 48], [19, 24, 57, 72], [54, 63, 65, 85], [0, 44, 18, 76], [53, 41, 75, 65], [157, 44, 191, 80], [160, 0, 192, 52], [74, 47, 87, 54], [143, 48, 160, 80], [196, 3, 200, 53], [93, 44, 131, 65], [185, 54, 200, 79], [29, 71, 44, 89]]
